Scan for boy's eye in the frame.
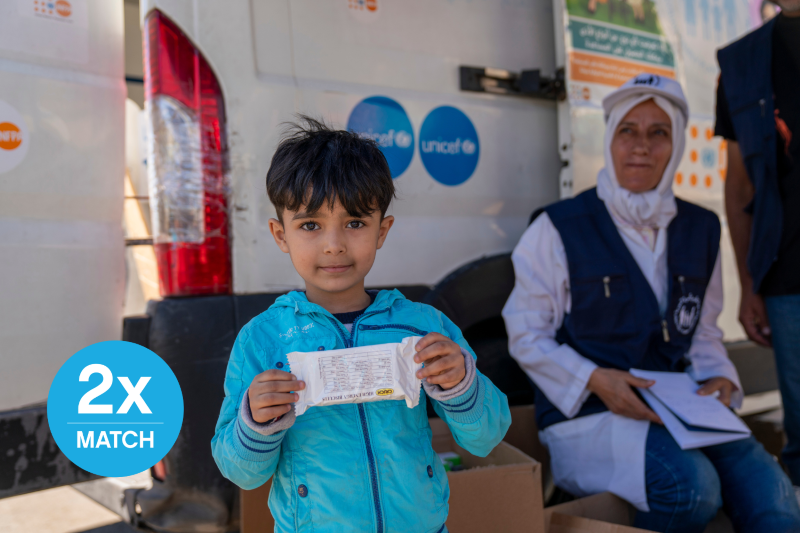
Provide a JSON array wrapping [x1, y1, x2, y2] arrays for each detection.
[[300, 222, 320, 231], [346, 220, 365, 229]]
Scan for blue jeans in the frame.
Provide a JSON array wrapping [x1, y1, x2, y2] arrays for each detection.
[[633, 424, 800, 533], [766, 293, 800, 485]]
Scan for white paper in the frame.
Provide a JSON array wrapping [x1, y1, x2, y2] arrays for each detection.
[[288, 336, 423, 416], [630, 369, 750, 433], [639, 388, 750, 450]]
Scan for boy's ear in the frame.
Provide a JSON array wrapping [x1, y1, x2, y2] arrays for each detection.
[[269, 218, 290, 253], [376, 215, 394, 250]]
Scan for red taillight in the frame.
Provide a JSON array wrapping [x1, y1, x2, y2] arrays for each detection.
[[144, 10, 231, 297]]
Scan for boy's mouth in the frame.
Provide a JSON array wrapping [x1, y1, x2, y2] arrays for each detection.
[[318, 265, 352, 273]]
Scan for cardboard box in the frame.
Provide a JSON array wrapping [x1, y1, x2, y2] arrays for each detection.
[[548, 513, 652, 533], [241, 478, 273, 533], [429, 416, 545, 533], [503, 405, 553, 499], [504, 405, 548, 464], [544, 492, 733, 533], [242, 417, 546, 533], [544, 493, 638, 532]]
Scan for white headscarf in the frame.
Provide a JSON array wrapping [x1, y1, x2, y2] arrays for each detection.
[[596, 94, 686, 231]]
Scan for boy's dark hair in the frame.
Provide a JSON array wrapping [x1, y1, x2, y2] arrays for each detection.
[[266, 116, 396, 221]]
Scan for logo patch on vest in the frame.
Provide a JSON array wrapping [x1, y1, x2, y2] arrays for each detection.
[[673, 294, 701, 335]]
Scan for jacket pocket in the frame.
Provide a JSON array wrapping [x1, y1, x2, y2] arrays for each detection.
[[357, 323, 429, 337], [568, 273, 636, 339], [418, 435, 448, 513], [290, 452, 314, 532], [355, 324, 432, 355]]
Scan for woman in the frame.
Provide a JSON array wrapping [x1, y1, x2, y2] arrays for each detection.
[[502, 74, 800, 532]]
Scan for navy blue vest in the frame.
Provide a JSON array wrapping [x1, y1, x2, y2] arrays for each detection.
[[717, 19, 781, 293], [536, 189, 721, 430]]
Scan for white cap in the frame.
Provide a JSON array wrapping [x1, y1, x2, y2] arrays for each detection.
[[602, 73, 689, 123]]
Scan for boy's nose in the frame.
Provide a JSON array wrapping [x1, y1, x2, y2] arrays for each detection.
[[322, 229, 346, 254]]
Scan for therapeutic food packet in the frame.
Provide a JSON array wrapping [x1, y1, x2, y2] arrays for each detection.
[[287, 336, 423, 416]]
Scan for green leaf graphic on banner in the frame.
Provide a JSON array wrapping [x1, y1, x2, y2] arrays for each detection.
[[570, 18, 675, 68]]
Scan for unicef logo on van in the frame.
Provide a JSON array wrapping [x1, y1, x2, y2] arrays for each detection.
[[347, 96, 414, 179], [419, 106, 479, 186], [0, 100, 30, 175]]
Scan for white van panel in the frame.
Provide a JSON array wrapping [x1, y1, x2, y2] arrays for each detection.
[[286, 1, 554, 94], [143, 0, 560, 294], [0, 1, 125, 411]]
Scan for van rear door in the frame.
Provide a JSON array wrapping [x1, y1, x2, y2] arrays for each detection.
[[0, 0, 125, 498]]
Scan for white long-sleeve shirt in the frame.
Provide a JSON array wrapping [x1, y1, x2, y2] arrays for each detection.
[[502, 211, 742, 510]]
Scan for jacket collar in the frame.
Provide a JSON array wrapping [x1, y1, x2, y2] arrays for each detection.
[[273, 288, 406, 319]]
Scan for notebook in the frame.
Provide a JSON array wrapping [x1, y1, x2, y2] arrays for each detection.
[[630, 369, 751, 450]]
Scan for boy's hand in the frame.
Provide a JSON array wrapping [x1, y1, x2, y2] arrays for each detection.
[[248, 370, 305, 423], [414, 333, 467, 390]]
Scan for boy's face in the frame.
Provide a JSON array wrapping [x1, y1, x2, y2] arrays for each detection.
[[269, 199, 394, 305]]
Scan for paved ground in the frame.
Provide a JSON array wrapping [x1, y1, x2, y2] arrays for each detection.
[[0, 486, 136, 533]]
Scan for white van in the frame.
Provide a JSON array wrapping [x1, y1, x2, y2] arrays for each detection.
[[0, 0, 126, 498]]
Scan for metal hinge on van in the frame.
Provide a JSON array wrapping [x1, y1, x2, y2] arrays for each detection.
[[459, 66, 566, 101]]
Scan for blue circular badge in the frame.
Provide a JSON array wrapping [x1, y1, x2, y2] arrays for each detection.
[[47, 341, 183, 477], [347, 96, 414, 179], [419, 106, 480, 186]]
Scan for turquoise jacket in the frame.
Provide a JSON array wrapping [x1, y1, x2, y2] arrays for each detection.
[[211, 289, 511, 533]]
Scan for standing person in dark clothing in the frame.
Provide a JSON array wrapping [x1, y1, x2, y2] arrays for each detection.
[[716, 1, 800, 491]]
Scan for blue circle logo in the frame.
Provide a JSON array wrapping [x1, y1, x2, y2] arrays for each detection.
[[347, 96, 414, 179], [419, 106, 480, 186], [47, 341, 184, 477]]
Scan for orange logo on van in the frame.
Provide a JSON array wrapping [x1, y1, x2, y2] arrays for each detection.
[[349, 0, 377, 12], [56, 0, 72, 17], [0, 123, 23, 151]]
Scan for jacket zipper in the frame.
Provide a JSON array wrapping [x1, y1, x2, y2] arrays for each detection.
[[357, 403, 383, 533], [323, 311, 385, 533]]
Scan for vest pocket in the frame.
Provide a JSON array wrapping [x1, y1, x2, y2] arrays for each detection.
[[569, 273, 636, 338], [730, 100, 767, 158]]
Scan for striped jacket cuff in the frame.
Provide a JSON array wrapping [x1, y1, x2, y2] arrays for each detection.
[[233, 391, 293, 462], [425, 352, 484, 424]]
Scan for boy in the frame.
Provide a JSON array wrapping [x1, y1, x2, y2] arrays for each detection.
[[211, 117, 511, 533]]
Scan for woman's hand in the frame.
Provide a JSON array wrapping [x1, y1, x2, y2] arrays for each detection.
[[587, 368, 662, 424], [414, 333, 467, 390], [697, 377, 737, 407]]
